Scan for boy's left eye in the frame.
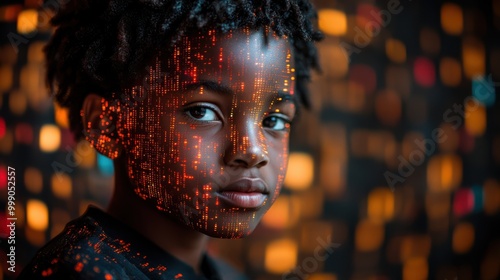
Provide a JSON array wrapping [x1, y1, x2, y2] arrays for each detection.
[[263, 115, 290, 131]]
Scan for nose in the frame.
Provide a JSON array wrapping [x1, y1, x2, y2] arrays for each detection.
[[224, 121, 269, 168]]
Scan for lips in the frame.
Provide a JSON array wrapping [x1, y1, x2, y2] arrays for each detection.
[[217, 178, 269, 208]]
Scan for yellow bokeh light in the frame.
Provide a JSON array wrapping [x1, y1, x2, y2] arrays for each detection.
[[403, 257, 428, 280], [284, 152, 314, 190], [54, 102, 70, 128], [386, 38, 406, 63], [440, 57, 462, 87], [465, 103, 486, 136], [318, 9, 347, 36], [0, 65, 13, 91], [51, 173, 72, 199], [17, 9, 38, 34], [367, 187, 395, 223], [264, 238, 297, 274], [463, 37, 485, 79], [319, 43, 349, 79], [0, 130, 14, 154], [319, 124, 348, 201], [261, 195, 292, 229], [427, 154, 462, 192], [441, 3, 463, 35], [77, 140, 97, 168], [452, 222, 475, 254], [27, 199, 49, 231], [39, 124, 61, 152], [21, 64, 48, 110], [24, 167, 43, 193], [355, 219, 384, 252]]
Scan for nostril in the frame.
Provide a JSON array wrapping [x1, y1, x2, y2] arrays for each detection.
[[233, 159, 247, 167]]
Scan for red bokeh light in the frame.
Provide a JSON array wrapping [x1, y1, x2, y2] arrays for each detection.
[[413, 57, 436, 87]]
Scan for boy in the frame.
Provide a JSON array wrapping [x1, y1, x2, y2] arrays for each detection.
[[20, 0, 322, 278]]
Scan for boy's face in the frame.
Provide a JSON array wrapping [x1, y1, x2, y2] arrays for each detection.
[[118, 28, 295, 238]]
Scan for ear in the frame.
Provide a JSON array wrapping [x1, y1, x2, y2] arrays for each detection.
[[81, 93, 123, 159]]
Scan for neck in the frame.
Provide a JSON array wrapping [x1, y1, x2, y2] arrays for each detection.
[[107, 159, 209, 274]]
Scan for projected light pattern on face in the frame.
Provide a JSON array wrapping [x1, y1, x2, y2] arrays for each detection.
[[114, 28, 295, 238]]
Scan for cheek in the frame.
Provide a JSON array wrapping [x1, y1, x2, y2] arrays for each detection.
[[267, 135, 290, 201], [177, 131, 223, 181]]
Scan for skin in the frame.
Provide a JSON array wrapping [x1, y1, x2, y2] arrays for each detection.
[[84, 28, 296, 273]]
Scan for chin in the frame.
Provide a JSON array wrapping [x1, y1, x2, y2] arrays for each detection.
[[183, 212, 262, 239], [199, 224, 258, 239]]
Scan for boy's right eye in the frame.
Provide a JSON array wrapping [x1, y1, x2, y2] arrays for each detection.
[[185, 105, 219, 122]]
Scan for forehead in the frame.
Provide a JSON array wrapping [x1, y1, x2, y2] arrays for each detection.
[[175, 28, 291, 60], [154, 28, 295, 94]]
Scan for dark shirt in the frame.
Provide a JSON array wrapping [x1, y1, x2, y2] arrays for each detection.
[[19, 206, 246, 280]]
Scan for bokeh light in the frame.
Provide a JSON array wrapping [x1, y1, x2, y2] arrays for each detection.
[[39, 124, 61, 152], [264, 238, 297, 274], [427, 154, 463, 192], [367, 187, 395, 223], [284, 152, 314, 190], [51, 173, 72, 199], [386, 38, 406, 63], [441, 3, 463, 35], [413, 57, 436, 87], [355, 219, 384, 252], [27, 199, 49, 231], [465, 103, 486, 136], [17, 9, 37, 34], [463, 37, 486, 79], [452, 222, 475, 254], [440, 57, 462, 87], [318, 9, 347, 36]]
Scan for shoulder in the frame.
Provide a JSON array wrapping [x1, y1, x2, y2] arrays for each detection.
[[19, 208, 147, 280]]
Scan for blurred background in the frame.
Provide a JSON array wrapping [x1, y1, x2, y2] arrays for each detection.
[[1, 0, 499, 279]]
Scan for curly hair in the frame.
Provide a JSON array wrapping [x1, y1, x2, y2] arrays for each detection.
[[45, 0, 323, 140]]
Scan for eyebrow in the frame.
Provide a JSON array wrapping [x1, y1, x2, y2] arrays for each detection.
[[183, 80, 233, 96], [183, 80, 294, 104]]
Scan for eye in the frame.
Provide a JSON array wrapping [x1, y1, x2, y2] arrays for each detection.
[[185, 105, 219, 122], [263, 115, 290, 131]]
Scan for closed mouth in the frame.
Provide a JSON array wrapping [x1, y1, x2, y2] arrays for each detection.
[[217, 177, 269, 208]]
